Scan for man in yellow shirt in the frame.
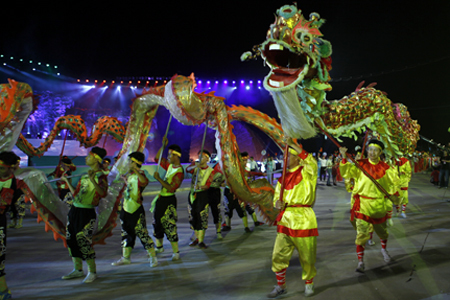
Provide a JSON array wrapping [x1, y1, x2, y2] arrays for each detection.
[[268, 139, 318, 298], [339, 140, 399, 273]]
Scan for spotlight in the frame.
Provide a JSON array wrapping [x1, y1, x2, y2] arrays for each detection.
[[207, 81, 210, 84], [241, 80, 244, 84], [246, 86, 250, 90], [215, 81, 218, 84], [224, 80, 228, 84], [198, 80, 202, 84]]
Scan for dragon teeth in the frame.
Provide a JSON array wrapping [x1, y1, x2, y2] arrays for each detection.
[[269, 44, 283, 51], [269, 79, 284, 87]]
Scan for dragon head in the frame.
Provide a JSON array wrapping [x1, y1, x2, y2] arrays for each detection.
[[256, 5, 332, 92]]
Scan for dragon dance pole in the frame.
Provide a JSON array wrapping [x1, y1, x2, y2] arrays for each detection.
[[193, 123, 209, 190], [278, 142, 290, 210], [156, 115, 173, 174], [360, 130, 370, 159], [314, 121, 391, 197]]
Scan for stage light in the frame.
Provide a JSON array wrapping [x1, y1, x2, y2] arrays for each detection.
[[57, 73, 60, 76], [241, 80, 244, 84], [215, 81, 219, 84], [207, 81, 210, 84], [246, 86, 250, 90], [86, 79, 89, 83], [2, 63, 5, 66], [250, 80, 253, 84], [32, 68, 36, 71], [29, 60, 32, 63], [10, 57, 13, 59], [46, 64, 50, 67], [54, 66, 58, 68], [232, 81, 236, 85], [198, 80, 202, 84], [19, 59, 23, 62], [224, 80, 228, 84], [38, 62, 41, 65]]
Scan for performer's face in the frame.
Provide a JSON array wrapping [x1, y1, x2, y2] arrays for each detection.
[[0, 165, 11, 178], [367, 146, 382, 162], [168, 151, 178, 164], [198, 153, 209, 165]]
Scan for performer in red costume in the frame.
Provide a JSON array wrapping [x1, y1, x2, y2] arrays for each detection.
[[339, 140, 399, 273], [268, 139, 318, 298]]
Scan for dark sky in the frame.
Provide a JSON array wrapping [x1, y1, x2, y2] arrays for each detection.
[[3, 1, 450, 146]]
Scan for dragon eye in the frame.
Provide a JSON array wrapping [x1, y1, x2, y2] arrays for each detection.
[[302, 34, 312, 45]]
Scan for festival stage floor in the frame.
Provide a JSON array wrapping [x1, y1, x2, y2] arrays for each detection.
[[6, 173, 450, 300]]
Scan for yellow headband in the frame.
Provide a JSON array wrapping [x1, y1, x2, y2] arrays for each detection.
[[288, 148, 299, 156], [169, 149, 182, 157], [199, 153, 210, 159], [90, 152, 103, 163], [131, 157, 143, 165], [368, 143, 383, 151]]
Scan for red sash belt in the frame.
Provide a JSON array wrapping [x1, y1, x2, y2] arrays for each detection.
[[351, 194, 389, 224], [400, 187, 408, 190]]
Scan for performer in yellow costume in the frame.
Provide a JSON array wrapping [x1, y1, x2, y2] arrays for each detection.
[[395, 157, 412, 218], [339, 140, 399, 273], [268, 139, 318, 298]]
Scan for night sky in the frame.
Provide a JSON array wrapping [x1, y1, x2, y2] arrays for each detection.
[[3, 1, 450, 147]]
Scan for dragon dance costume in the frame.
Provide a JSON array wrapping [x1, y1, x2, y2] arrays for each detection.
[[271, 148, 318, 293], [63, 147, 108, 283], [395, 157, 412, 217], [152, 157, 184, 251], [339, 142, 399, 272], [208, 164, 224, 238], [187, 163, 214, 230]]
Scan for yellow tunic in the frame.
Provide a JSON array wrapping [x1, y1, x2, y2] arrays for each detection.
[[273, 152, 318, 236], [396, 157, 412, 205], [340, 158, 398, 223], [271, 150, 318, 280]]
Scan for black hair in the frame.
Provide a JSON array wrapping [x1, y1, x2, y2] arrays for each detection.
[[91, 147, 107, 159], [240, 151, 248, 157], [128, 151, 145, 164], [103, 158, 111, 164], [0, 151, 20, 166], [168, 144, 182, 155]]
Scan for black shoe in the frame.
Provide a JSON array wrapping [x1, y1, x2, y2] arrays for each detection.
[[333, 183, 337, 186], [327, 184, 332, 186], [244, 227, 251, 233], [189, 239, 199, 246], [254, 221, 264, 227], [198, 242, 208, 249], [222, 226, 231, 231]]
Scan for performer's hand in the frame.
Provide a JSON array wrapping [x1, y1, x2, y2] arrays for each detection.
[[88, 170, 96, 183], [154, 172, 161, 180], [61, 173, 69, 183], [387, 218, 394, 227], [275, 200, 282, 210], [339, 147, 348, 157], [162, 136, 168, 147]]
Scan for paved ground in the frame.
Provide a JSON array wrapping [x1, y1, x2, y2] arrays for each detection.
[[5, 173, 450, 300]]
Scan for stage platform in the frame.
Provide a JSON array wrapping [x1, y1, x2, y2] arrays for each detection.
[[5, 173, 450, 299]]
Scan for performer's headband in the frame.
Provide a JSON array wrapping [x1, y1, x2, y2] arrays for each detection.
[[0, 160, 12, 168], [131, 157, 143, 165], [368, 143, 383, 151], [288, 148, 299, 156], [90, 152, 103, 163], [169, 150, 182, 157], [200, 153, 210, 159]]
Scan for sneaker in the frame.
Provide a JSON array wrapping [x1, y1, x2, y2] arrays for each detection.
[[111, 257, 131, 266], [217, 232, 223, 240], [171, 252, 180, 261], [254, 221, 264, 227], [155, 246, 164, 254], [381, 248, 391, 263], [62, 269, 84, 280], [244, 227, 251, 233], [221, 225, 231, 232], [0, 289, 11, 300], [267, 285, 287, 298], [189, 239, 199, 247], [367, 239, 376, 246], [400, 212, 407, 218], [305, 283, 314, 297], [355, 261, 365, 273], [198, 242, 208, 249], [82, 272, 97, 283], [149, 256, 158, 267]]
